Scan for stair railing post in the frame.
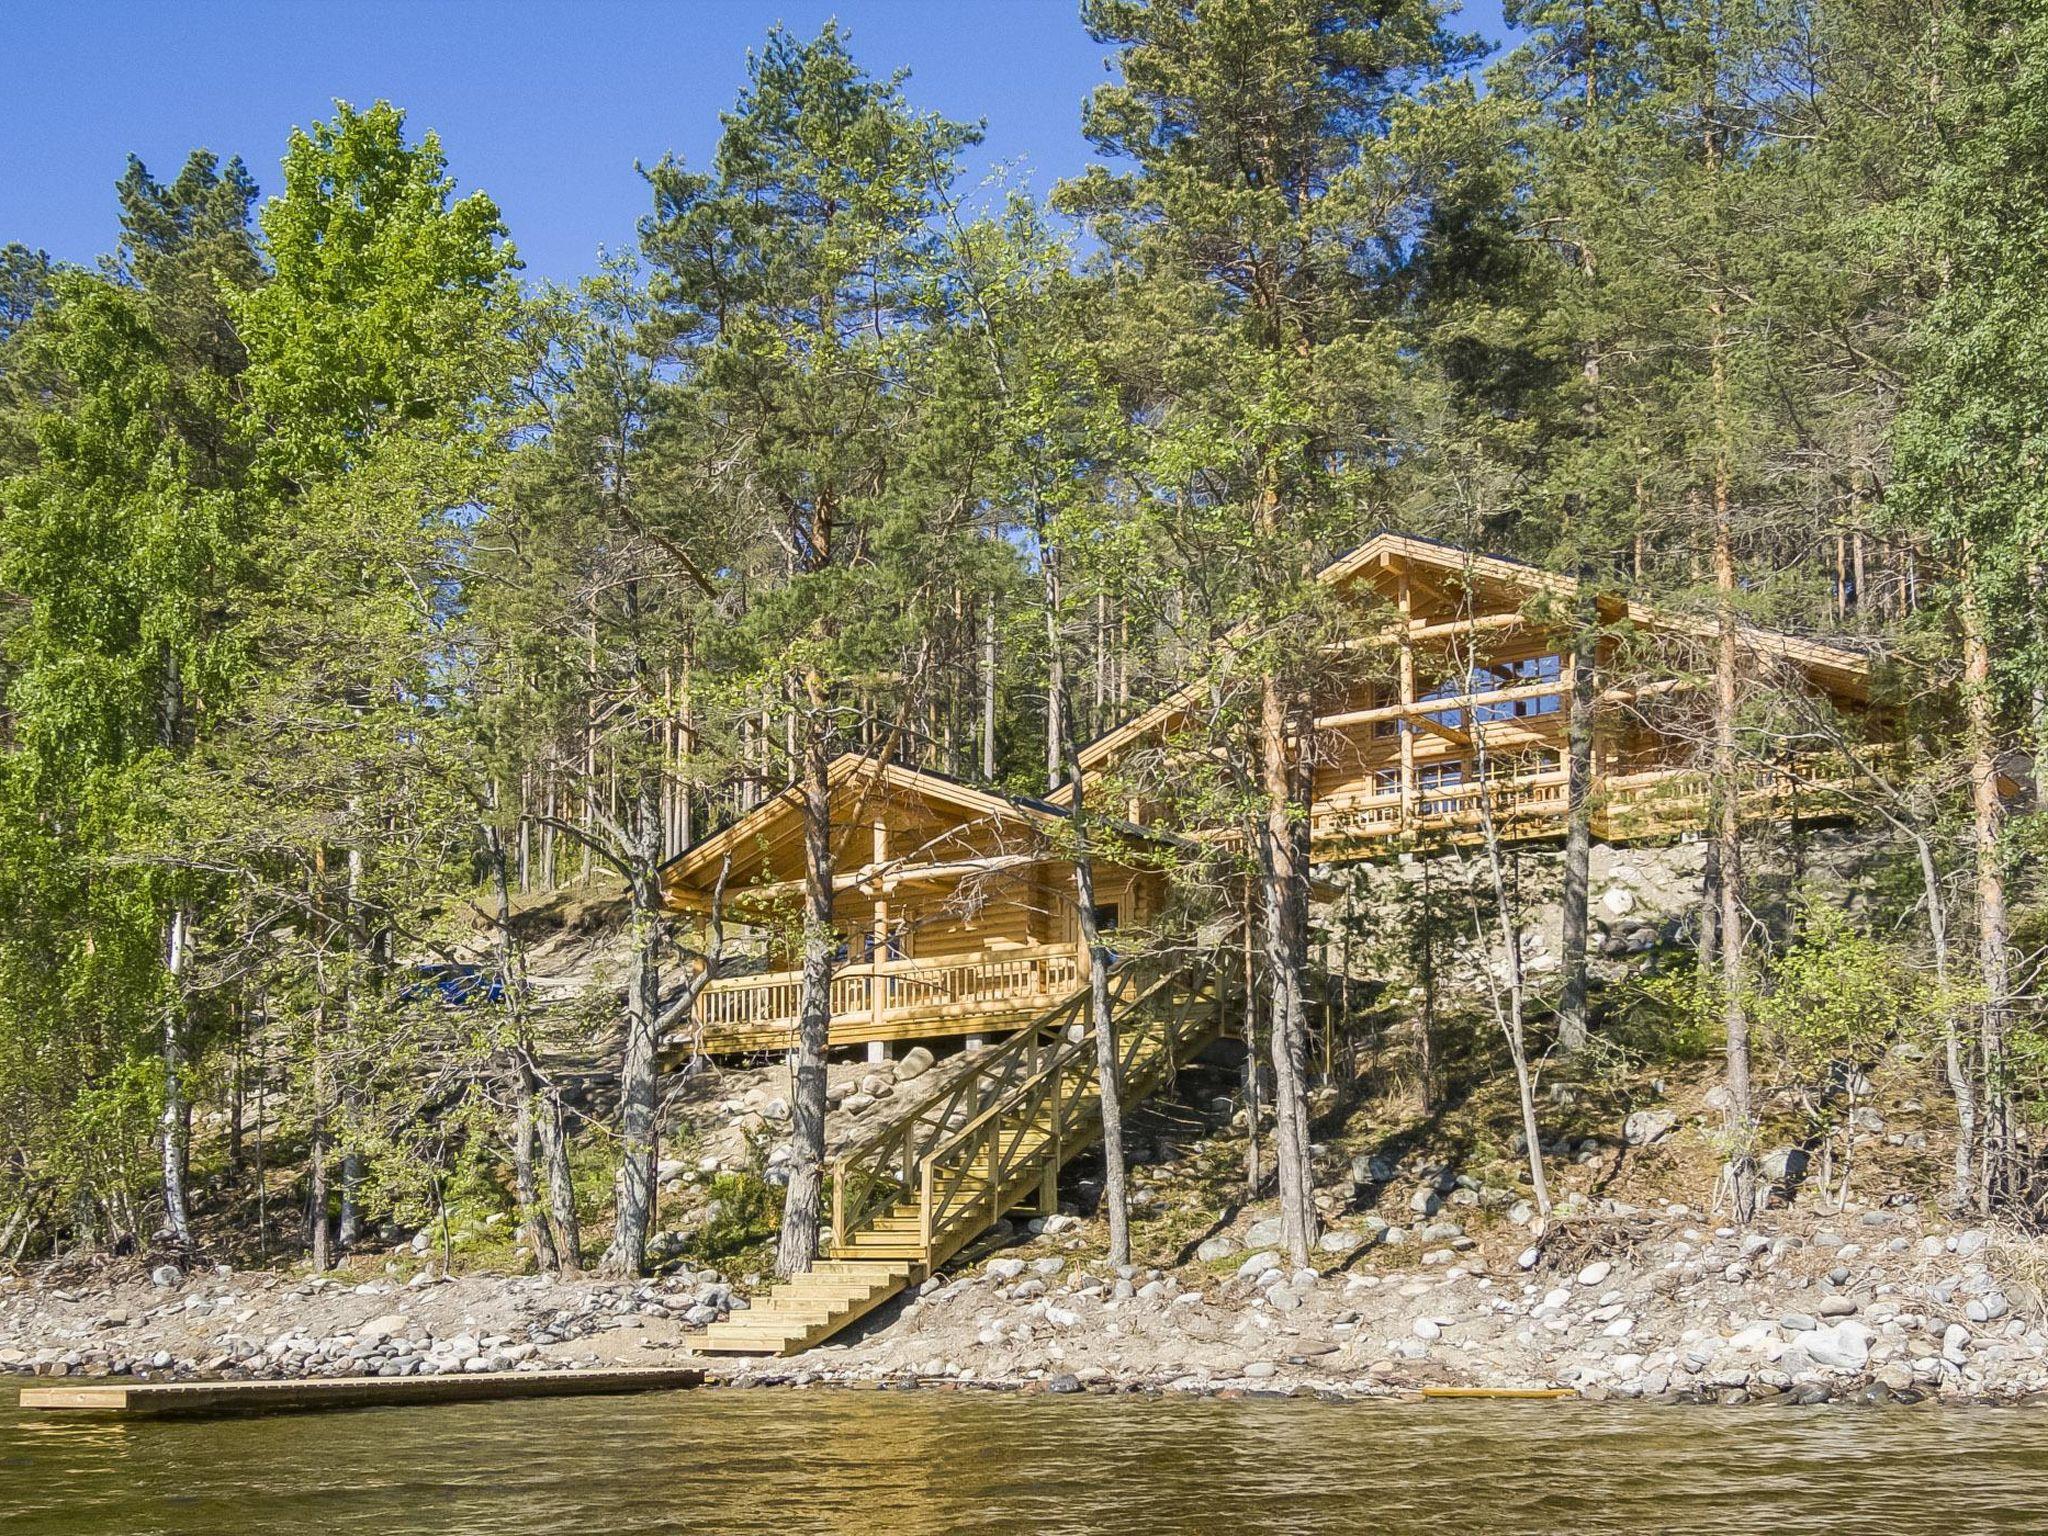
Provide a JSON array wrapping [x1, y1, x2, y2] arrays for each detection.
[[920, 1158, 934, 1253], [832, 1160, 845, 1251]]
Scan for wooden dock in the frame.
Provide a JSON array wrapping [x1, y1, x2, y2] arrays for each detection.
[[18, 1365, 707, 1417]]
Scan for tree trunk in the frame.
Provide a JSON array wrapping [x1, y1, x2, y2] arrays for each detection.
[[1712, 418, 1755, 1223], [541, 1083, 582, 1273], [600, 812, 665, 1277], [1045, 541, 1129, 1265], [512, 1082, 558, 1273], [160, 907, 194, 1250], [775, 713, 835, 1278], [1259, 672, 1318, 1267], [982, 596, 998, 781], [1958, 556, 2012, 1211], [1557, 577, 1599, 1054], [337, 1150, 361, 1251]]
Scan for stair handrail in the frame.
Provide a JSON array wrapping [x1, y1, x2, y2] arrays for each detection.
[[911, 959, 1217, 1247], [829, 971, 1106, 1247]]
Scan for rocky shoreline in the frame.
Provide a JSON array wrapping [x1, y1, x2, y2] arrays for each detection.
[[7, 1203, 2048, 1409]]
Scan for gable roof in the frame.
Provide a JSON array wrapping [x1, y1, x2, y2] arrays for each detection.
[[661, 753, 1067, 895], [1061, 529, 1876, 790]]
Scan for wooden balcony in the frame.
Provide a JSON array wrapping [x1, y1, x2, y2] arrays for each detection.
[[1309, 753, 1870, 852], [1311, 769, 1572, 849], [685, 943, 1086, 1055]]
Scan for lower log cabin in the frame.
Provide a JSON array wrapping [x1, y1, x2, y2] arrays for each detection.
[[663, 531, 1876, 1058], [661, 757, 1166, 1058]]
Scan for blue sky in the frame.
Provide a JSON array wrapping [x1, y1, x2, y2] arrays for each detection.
[[3, 1, 1511, 286]]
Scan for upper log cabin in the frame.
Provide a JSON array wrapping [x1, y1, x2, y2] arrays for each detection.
[[663, 531, 1876, 1056], [1056, 531, 1877, 853]]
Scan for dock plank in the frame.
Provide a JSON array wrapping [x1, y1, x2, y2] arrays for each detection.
[[19, 1365, 706, 1417]]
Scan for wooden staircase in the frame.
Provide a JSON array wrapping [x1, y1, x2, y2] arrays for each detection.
[[695, 957, 1226, 1357]]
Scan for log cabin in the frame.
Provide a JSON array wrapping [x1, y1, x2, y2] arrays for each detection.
[[1060, 531, 1877, 853], [663, 531, 1876, 1058], [661, 755, 1168, 1058]]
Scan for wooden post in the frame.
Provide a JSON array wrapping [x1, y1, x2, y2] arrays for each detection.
[[869, 817, 888, 1044]]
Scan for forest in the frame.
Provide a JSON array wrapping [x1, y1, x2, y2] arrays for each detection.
[[0, 0, 2043, 1286]]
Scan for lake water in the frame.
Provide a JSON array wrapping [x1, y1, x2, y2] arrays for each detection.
[[3, 1387, 2044, 1534]]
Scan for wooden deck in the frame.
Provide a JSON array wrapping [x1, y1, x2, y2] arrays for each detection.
[[18, 1365, 706, 1417], [1308, 757, 1869, 854], [694, 958, 1226, 1356], [687, 944, 1084, 1055]]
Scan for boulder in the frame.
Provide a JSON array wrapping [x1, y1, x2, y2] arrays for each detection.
[[894, 1046, 936, 1083], [1245, 1216, 1285, 1248], [1237, 1251, 1282, 1281], [1759, 1146, 1809, 1183], [1802, 1321, 1873, 1372], [1195, 1235, 1238, 1263], [1622, 1109, 1676, 1147]]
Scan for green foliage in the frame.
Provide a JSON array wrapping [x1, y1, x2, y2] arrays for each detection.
[[689, 1171, 783, 1265]]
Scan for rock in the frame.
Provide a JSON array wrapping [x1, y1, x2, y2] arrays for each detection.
[[1317, 1231, 1357, 1255], [1267, 1287, 1302, 1313], [1243, 1360, 1278, 1380], [1956, 1229, 1990, 1259], [1237, 1252, 1282, 1281], [1600, 886, 1637, 916], [842, 1093, 876, 1115], [1781, 1312, 1819, 1333], [149, 1265, 181, 1289], [1408, 1188, 1441, 1218], [1411, 1318, 1442, 1340], [1760, 1147, 1809, 1183], [894, 1046, 936, 1083], [1819, 1296, 1859, 1318], [1803, 1322, 1873, 1372], [1577, 1261, 1612, 1287], [1196, 1236, 1238, 1263], [358, 1313, 409, 1344], [1044, 1373, 1083, 1394], [656, 1159, 689, 1186], [1943, 1323, 1971, 1364], [858, 1072, 893, 1098], [1516, 1246, 1541, 1270], [1245, 1217, 1285, 1248], [1623, 1110, 1676, 1147], [1031, 1257, 1066, 1277], [1967, 1294, 2010, 1324], [987, 1258, 1027, 1281]]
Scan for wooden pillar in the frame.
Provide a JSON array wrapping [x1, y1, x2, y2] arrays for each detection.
[[869, 818, 889, 1044]]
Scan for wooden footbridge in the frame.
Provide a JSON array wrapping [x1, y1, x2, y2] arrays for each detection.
[[695, 957, 1227, 1357]]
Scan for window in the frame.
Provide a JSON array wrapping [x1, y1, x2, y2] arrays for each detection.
[[1417, 760, 1466, 814], [1091, 903, 1120, 934], [1415, 653, 1565, 731]]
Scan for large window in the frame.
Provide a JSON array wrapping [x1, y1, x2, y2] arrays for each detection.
[[1417, 653, 1564, 732]]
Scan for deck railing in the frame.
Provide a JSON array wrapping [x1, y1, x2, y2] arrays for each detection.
[[1311, 768, 1573, 844], [695, 943, 1084, 1044]]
